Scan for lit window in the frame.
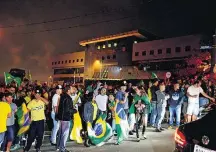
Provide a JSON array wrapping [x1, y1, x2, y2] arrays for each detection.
[[134, 41, 137, 43], [103, 45, 106, 49], [97, 46, 100, 49], [108, 44, 111, 47], [114, 43, 117, 47]]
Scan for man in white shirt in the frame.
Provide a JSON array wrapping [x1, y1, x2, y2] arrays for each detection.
[[50, 85, 62, 145], [95, 88, 108, 113], [187, 80, 214, 122]]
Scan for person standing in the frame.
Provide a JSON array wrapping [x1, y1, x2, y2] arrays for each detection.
[[168, 82, 184, 128], [56, 86, 75, 152], [50, 85, 62, 146], [186, 80, 215, 122], [1, 93, 17, 152], [23, 88, 49, 152], [95, 88, 108, 114], [0, 97, 11, 149], [150, 79, 159, 127], [155, 84, 170, 132]]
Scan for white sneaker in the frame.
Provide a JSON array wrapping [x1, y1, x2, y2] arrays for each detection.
[[142, 134, 147, 139]]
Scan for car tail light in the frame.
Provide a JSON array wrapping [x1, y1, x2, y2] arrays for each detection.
[[175, 128, 186, 146]]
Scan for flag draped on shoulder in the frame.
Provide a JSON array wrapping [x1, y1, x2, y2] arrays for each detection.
[[16, 103, 31, 136], [4, 72, 22, 86], [87, 113, 113, 146]]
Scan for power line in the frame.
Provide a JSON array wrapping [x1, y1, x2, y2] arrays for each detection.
[[12, 16, 137, 35], [0, 5, 139, 29]]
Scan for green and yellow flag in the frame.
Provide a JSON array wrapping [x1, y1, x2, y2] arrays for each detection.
[[151, 72, 158, 79], [4, 72, 22, 86]]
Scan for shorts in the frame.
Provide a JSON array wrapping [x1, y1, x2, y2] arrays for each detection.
[[5, 125, 15, 142], [186, 102, 199, 116]]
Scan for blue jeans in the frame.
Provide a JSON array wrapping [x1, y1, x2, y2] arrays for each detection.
[[150, 103, 157, 126], [57, 121, 70, 151], [155, 104, 166, 129], [169, 106, 181, 126], [0, 132, 5, 148], [51, 112, 60, 144], [199, 97, 209, 107], [1, 125, 15, 151]]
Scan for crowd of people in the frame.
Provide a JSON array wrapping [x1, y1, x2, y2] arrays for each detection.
[[0, 74, 215, 152]]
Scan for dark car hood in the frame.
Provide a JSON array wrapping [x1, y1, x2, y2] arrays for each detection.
[[181, 109, 216, 150]]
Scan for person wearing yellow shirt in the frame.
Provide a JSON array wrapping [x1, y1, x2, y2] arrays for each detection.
[[1, 93, 17, 152], [23, 88, 48, 152], [0, 93, 11, 149]]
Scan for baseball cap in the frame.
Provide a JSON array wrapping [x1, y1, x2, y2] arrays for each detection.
[[56, 85, 62, 89], [35, 87, 42, 94]]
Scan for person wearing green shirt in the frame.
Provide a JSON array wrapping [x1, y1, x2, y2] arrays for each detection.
[[128, 89, 141, 136], [107, 94, 116, 134], [138, 88, 151, 140]]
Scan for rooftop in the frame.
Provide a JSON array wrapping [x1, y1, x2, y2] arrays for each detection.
[[79, 30, 147, 46]]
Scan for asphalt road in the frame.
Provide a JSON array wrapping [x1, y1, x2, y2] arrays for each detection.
[[20, 125, 176, 152]]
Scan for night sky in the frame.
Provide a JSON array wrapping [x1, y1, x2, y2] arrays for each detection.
[[0, 0, 215, 81]]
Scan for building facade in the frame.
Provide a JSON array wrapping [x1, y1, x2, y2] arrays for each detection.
[[50, 51, 85, 83], [79, 30, 154, 80], [50, 32, 206, 82], [132, 35, 202, 71]]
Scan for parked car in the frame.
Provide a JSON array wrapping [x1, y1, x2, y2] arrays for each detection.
[[174, 104, 216, 152]]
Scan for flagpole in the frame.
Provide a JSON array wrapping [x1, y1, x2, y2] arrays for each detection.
[[4, 72, 7, 85]]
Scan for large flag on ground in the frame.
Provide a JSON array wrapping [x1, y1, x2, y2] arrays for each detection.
[[4, 72, 22, 86], [70, 112, 83, 143], [87, 113, 113, 146], [16, 103, 31, 136], [115, 103, 129, 144]]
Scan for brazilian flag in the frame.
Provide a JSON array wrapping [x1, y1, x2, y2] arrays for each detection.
[[4, 72, 22, 86]]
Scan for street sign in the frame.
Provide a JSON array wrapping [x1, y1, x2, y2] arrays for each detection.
[[166, 72, 171, 78]]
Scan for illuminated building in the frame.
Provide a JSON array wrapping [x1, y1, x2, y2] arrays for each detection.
[[50, 51, 85, 83], [79, 30, 157, 80]]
